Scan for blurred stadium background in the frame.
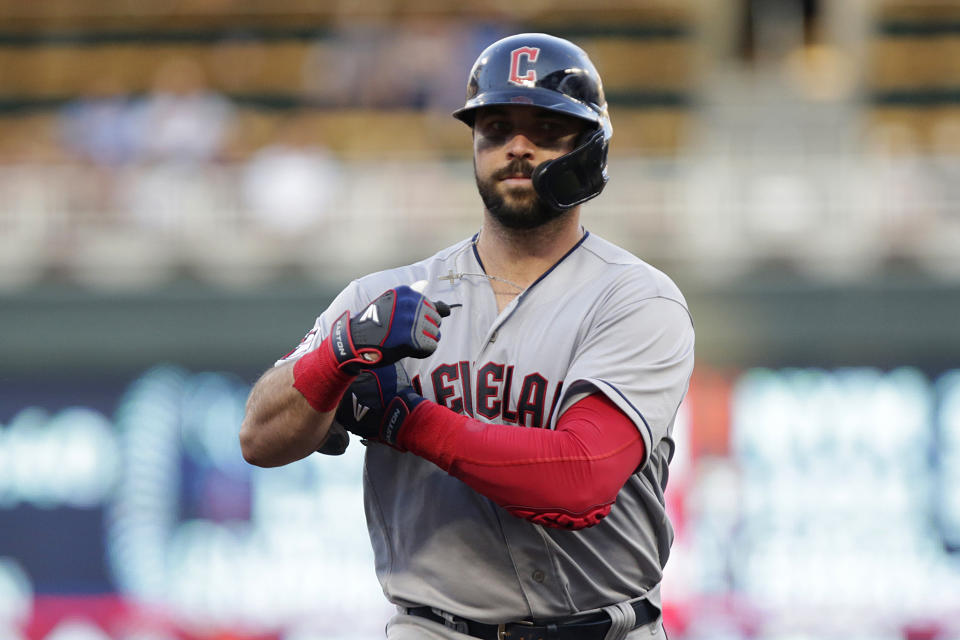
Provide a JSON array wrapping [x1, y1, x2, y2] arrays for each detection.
[[1, 0, 960, 638]]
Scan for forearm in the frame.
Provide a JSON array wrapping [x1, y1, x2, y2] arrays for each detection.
[[240, 344, 354, 467], [239, 363, 332, 467], [399, 394, 645, 529]]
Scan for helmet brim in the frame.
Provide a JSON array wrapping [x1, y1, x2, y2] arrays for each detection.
[[452, 87, 609, 136]]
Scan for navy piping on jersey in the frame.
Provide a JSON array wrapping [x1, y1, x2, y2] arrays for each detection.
[[471, 230, 591, 298], [470, 231, 481, 266], [473, 230, 591, 333], [594, 378, 654, 448]]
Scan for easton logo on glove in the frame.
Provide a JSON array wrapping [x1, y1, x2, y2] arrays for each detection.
[[358, 305, 380, 324], [328, 286, 451, 375], [332, 317, 351, 361], [335, 362, 425, 448], [352, 394, 370, 421], [382, 400, 411, 445]]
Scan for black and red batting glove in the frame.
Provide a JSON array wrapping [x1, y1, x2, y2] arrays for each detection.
[[315, 422, 350, 456], [329, 286, 451, 375], [336, 362, 425, 450], [293, 285, 448, 436]]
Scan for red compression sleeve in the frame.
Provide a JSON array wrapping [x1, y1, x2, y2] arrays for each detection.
[[400, 393, 646, 529], [291, 339, 356, 412]]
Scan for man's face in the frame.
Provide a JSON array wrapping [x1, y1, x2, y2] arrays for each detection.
[[473, 105, 586, 230]]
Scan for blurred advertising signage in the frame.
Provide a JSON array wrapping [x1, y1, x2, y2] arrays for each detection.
[[0, 366, 390, 640], [680, 367, 960, 638]]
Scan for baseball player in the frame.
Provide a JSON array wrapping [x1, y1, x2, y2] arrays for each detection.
[[240, 33, 694, 640]]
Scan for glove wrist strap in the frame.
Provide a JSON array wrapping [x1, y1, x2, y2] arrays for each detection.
[[293, 339, 357, 413], [329, 310, 382, 375], [381, 389, 426, 449]]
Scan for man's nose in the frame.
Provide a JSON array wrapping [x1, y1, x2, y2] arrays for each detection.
[[505, 132, 536, 160]]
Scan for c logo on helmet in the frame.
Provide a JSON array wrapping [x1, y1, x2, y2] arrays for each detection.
[[508, 47, 540, 87]]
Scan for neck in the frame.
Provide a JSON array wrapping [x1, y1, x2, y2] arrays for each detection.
[[475, 207, 583, 289]]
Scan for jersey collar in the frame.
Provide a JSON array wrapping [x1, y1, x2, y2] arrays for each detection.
[[471, 229, 591, 297]]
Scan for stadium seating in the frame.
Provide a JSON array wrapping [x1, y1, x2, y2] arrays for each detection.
[[0, 1, 698, 157]]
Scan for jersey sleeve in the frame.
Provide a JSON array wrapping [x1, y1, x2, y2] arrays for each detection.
[[558, 292, 694, 468], [273, 280, 372, 367]]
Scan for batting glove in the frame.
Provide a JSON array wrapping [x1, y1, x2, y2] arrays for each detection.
[[335, 362, 425, 449], [329, 286, 450, 375], [315, 422, 350, 456]]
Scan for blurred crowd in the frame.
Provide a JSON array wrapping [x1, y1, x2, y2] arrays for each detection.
[[1, 11, 960, 290], [1, 22, 505, 229], [0, 22, 513, 289], [55, 55, 343, 237]]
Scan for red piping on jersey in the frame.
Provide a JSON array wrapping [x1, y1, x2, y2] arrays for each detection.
[[400, 393, 645, 530]]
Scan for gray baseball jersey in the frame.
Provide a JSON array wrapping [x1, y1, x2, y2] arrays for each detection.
[[278, 231, 694, 624]]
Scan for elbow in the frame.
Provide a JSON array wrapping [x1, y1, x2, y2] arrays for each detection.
[[239, 419, 272, 467], [238, 414, 319, 468], [503, 479, 619, 530], [505, 478, 622, 530], [507, 502, 613, 530]]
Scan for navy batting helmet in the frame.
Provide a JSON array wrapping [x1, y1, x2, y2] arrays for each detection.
[[453, 33, 612, 210]]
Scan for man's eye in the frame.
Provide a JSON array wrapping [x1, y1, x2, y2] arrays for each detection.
[[538, 121, 572, 137], [478, 120, 508, 137]]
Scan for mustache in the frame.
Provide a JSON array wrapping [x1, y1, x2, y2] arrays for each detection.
[[493, 159, 536, 181]]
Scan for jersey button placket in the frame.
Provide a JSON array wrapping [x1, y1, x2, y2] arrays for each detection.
[[531, 569, 545, 583]]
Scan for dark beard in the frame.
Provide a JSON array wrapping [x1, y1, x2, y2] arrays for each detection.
[[475, 159, 563, 230]]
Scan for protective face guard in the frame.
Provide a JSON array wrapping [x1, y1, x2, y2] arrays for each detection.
[[531, 128, 609, 210]]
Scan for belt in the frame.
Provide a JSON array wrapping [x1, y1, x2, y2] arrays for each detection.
[[406, 599, 659, 640]]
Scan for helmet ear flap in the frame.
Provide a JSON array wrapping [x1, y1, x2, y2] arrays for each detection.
[[531, 128, 609, 210]]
